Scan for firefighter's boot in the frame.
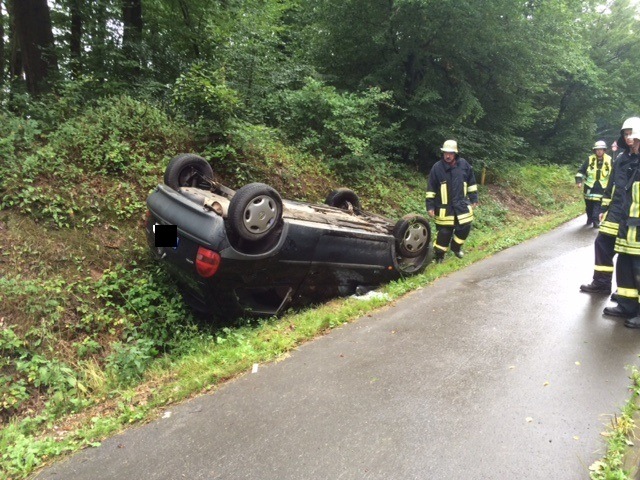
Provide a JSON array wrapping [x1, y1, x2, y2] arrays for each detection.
[[579, 282, 610, 294]]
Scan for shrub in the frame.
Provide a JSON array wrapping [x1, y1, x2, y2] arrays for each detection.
[[171, 63, 241, 139], [0, 95, 193, 228], [270, 78, 399, 181], [47, 95, 191, 176], [203, 121, 338, 201], [0, 112, 42, 162]]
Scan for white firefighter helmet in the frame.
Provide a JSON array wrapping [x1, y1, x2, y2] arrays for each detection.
[[441, 139, 458, 153], [621, 117, 640, 134], [629, 127, 640, 141], [592, 140, 607, 150]]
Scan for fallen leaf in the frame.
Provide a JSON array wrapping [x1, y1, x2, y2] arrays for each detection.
[[589, 461, 605, 472], [525, 417, 533, 423]]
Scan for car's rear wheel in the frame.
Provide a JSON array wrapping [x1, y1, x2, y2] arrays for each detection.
[[393, 214, 430, 258], [228, 183, 283, 241], [325, 188, 361, 213], [164, 154, 214, 190]]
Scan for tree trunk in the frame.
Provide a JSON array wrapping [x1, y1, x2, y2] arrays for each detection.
[[122, 0, 142, 52], [543, 80, 580, 142], [87, 0, 108, 79], [177, 0, 200, 58], [12, 0, 58, 94], [0, 1, 5, 85], [70, 0, 82, 78], [121, 0, 142, 77], [7, 0, 22, 81]]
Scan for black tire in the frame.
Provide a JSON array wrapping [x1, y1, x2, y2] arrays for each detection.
[[325, 188, 361, 212], [393, 214, 431, 258], [228, 183, 283, 241], [164, 154, 214, 190]]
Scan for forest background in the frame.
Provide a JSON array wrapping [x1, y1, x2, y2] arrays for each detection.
[[2, 0, 640, 478], [6, 0, 640, 164]]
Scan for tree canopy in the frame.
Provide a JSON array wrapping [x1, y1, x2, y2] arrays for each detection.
[[3, 0, 640, 168]]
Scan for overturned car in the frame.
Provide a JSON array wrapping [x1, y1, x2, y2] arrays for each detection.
[[145, 154, 433, 319]]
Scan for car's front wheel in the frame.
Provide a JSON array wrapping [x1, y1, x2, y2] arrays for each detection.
[[393, 214, 430, 258], [164, 154, 214, 190], [393, 214, 432, 274], [228, 183, 283, 242]]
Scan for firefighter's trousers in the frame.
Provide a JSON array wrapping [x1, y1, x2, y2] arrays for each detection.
[[592, 233, 616, 287], [584, 198, 601, 224], [614, 253, 640, 316], [434, 221, 471, 258]]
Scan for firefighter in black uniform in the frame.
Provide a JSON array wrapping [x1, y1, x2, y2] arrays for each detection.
[[426, 140, 479, 262], [581, 118, 640, 295], [575, 141, 612, 227], [607, 126, 640, 326]]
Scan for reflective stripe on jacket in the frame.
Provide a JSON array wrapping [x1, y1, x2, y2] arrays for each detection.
[[576, 154, 612, 200], [600, 150, 633, 236], [426, 157, 478, 226], [614, 153, 640, 255]]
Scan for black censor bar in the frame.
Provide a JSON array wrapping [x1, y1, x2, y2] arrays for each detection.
[[153, 224, 178, 247]]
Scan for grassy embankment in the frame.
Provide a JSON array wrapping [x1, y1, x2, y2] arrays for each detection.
[[0, 95, 601, 479]]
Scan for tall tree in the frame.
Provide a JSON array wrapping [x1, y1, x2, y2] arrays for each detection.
[[0, 1, 5, 85], [122, 0, 142, 42], [176, 0, 199, 58], [6, 0, 21, 82], [85, 0, 110, 81], [11, 0, 58, 94], [69, 0, 82, 77], [122, 0, 142, 69]]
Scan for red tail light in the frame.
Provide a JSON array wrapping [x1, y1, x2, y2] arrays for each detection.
[[195, 246, 221, 278]]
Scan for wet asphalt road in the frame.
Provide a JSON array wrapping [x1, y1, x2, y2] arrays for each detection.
[[35, 217, 640, 480]]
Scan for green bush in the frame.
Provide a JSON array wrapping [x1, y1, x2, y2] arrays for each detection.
[[203, 120, 337, 201], [106, 338, 158, 385], [0, 113, 41, 162], [495, 161, 575, 210], [47, 95, 191, 176], [473, 195, 509, 232], [0, 258, 210, 417], [0, 95, 192, 228], [0, 325, 86, 419], [171, 62, 241, 139], [84, 261, 209, 381], [336, 160, 426, 217], [270, 78, 398, 180]]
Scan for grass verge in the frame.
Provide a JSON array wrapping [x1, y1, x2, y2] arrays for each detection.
[[590, 366, 640, 480]]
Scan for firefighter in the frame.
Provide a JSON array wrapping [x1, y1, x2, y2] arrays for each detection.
[[608, 126, 640, 326], [581, 118, 640, 296], [575, 140, 613, 227], [426, 139, 479, 262]]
